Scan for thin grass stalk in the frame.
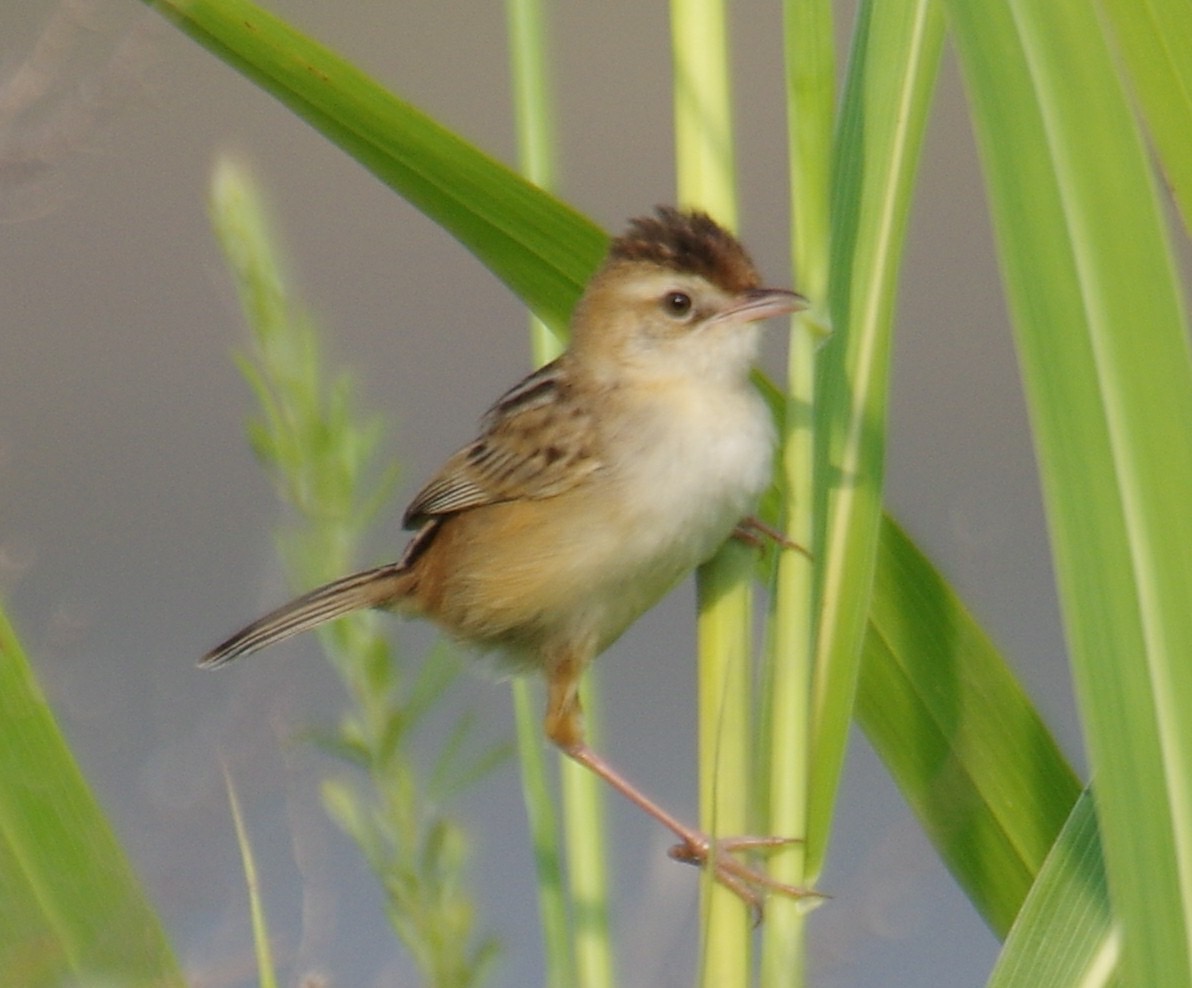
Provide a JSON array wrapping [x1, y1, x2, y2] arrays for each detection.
[[758, 1, 835, 982], [782, 0, 835, 304], [669, 0, 754, 983], [692, 546, 756, 987], [511, 683, 575, 987], [222, 764, 279, 988], [505, 0, 566, 366], [559, 689, 615, 988], [506, 4, 605, 985]]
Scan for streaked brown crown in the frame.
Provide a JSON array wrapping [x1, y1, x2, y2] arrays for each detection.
[[607, 207, 760, 295]]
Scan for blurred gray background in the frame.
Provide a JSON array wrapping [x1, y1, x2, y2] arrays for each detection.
[[1, 2, 1082, 985]]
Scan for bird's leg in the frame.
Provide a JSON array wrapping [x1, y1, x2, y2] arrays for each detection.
[[732, 515, 812, 559], [545, 654, 818, 918]]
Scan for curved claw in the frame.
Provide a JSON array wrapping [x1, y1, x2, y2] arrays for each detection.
[[732, 516, 812, 558]]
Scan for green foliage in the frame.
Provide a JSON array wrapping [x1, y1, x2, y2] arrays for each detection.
[[222, 766, 280, 988], [945, 0, 1192, 981], [0, 610, 182, 986], [986, 790, 1114, 987], [210, 159, 504, 988], [859, 519, 1081, 935]]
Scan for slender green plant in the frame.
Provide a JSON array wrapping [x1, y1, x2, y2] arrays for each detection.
[[222, 763, 279, 988], [209, 157, 505, 988], [0, 609, 183, 986], [667, 2, 759, 984], [505, 3, 613, 986], [758, 0, 836, 977]]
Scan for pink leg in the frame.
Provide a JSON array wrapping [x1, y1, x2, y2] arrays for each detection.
[[545, 653, 818, 919]]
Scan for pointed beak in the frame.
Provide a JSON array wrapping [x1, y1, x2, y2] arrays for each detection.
[[716, 287, 808, 324]]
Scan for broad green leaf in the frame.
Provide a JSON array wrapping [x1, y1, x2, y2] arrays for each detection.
[[0, 609, 182, 986], [144, 0, 606, 333], [947, 0, 1192, 981], [1098, 0, 1192, 237], [858, 520, 1081, 935], [987, 789, 1117, 988]]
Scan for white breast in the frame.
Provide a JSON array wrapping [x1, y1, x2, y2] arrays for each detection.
[[515, 358, 776, 659], [630, 380, 772, 550]]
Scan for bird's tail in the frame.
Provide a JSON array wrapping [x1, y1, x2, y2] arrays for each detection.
[[200, 562, 412, 668]]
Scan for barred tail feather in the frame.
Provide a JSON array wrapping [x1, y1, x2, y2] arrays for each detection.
[[200, 563, 410, 668]]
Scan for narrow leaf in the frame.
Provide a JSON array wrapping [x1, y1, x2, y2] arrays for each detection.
[[858, 519, 1081, 934], [808, 0, 946, 873], [222, 765, 279, 988], [0, 610, 181, 985], [987, 789, 1117, 988]]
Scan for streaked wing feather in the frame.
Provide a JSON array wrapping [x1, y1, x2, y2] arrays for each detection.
[[402, 359, 602, 527]]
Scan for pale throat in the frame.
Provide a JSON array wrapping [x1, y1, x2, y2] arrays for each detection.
[[611, 367, 774, 556]]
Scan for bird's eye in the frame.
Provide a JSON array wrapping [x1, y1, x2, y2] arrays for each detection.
[[662, 291, 693, 318]]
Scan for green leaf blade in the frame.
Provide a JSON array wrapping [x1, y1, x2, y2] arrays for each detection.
[[987, 789, 1117, 988], [860, 519, 1081, 934], [1099, 0, 1192, 237], [947, 0, 1192, 980], [808, 0, 946, 874], [147, 0, 605, 330], [0, 611, 182, 986]]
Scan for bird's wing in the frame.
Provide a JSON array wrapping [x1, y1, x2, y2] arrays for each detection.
[[402, 358, 603, 527]]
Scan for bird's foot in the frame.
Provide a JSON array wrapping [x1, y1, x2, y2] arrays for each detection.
[[732, 516, 812, 559], [667, 833, 824, 923]]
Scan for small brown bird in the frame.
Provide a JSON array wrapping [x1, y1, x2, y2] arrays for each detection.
[[203, 207, 809, 908]]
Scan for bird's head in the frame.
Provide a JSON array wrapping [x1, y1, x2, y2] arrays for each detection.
[[569, 207, 806, 384]]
